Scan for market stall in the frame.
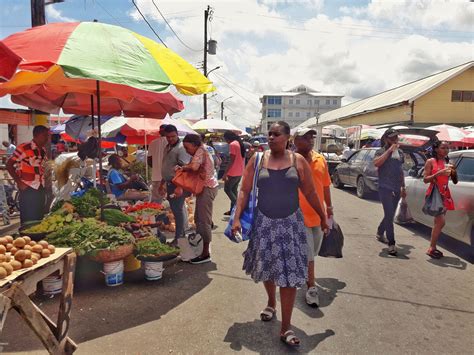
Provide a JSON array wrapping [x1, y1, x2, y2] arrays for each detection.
[[0, 246, 77, 354]]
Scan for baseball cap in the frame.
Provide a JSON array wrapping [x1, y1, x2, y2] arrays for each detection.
[[252, 140, 260, 147], [384, 128, 399, 138], [293, 127, 317, 138]]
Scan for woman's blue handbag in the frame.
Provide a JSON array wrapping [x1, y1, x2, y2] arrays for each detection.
[[224, 152, 263, 243]]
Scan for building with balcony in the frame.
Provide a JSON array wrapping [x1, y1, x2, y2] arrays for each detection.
[[260, 85, 343, 133]]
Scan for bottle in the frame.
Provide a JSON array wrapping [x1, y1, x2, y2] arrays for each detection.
[[234, 231, 243, 243], [392, 148, 400, 160]]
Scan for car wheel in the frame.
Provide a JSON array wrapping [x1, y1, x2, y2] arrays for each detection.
[[356, 176, 368, 199], [332, 172, 344, 189]]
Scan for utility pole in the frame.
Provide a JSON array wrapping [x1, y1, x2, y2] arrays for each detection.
[[220, 101, 224, 120], [203, 6, 209, 120], [31, 0, 46, 26]]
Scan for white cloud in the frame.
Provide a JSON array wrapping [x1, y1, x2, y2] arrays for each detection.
[[128, 0, 473, 128], [46, 4, 76, 22]]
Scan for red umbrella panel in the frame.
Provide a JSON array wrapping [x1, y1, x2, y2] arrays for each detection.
[[0, 41, 21, 82]]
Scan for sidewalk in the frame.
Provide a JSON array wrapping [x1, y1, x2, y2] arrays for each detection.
[[0, 216, 20, 236]]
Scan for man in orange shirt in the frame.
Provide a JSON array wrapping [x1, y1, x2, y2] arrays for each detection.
[[294, 128, 333, 307]]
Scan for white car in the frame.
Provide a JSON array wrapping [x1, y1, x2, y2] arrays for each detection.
[[404, 150, 474, 253]]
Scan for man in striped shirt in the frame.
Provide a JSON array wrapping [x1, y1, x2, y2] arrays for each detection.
[[7, 126, 49, 225]]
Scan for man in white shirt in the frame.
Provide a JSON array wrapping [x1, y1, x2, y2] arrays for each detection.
[[342, 142, 356, 160], [147, 125, 169, 202]]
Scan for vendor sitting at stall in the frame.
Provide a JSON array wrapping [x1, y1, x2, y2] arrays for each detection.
[[107, 154, 149, 201]]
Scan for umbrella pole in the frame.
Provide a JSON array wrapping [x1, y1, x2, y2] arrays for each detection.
[[145, 133, 148, 183], [96, 81, 104, 219], [91, 95, 97, 188]]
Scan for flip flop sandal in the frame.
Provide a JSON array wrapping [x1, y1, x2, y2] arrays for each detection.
[[433, 249, 444, 257], [260, 307, 276, 322], [426, 248, 441, 259], [280, 330, 300, 348]]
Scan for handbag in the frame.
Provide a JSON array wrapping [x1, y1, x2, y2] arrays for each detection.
[[172, 147, 207, 195], [319, 218, 344, 258], [224, 152, 263, 243], [422, 184, 446, 217], [395, 196, 414, 224]]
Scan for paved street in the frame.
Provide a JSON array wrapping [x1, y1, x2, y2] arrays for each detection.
[[3, 185, 473, 354]]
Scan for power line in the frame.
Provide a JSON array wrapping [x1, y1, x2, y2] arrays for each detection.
[[131, 0, 167, 47], [213, 72, 259, 97], [212, 75, 260, 109], [151, 0, 201, 52], [95, 0, 124, 26]]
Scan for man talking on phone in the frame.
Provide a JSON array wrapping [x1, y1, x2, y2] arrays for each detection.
[[373, 128, 406, 256]]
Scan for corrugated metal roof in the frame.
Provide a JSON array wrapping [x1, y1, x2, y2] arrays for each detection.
[[261, 92, 343, 97], [299, 61, 473, 127]]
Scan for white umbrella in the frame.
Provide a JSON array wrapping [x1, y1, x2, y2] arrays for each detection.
[[426, 124, 467, 143], [192, 118, 242, 133]]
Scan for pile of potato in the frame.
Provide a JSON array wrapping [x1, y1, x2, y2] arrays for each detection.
[[0, 236, 56, 279]]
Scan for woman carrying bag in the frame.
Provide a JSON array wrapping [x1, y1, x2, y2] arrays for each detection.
[[423, 140, 457, 259], [231, 121, 327, 348], [175, 134, 219, 264]]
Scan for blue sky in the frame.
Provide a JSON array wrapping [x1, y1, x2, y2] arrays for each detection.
[[1, 0, 473, 128]]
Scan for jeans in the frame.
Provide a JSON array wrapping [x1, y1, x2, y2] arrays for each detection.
[[377, 187, 401, 246], [224, 176, 241, 211], [167, 182, 188, 240], [19, 186, 46, 226]]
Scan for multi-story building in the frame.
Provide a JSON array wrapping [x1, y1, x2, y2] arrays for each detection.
[[260, 85, 343, 133]]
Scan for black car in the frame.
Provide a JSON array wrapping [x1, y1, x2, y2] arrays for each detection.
[[332, 128, 437, 199]]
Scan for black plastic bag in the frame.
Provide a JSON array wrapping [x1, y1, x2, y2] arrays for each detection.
[[319, 219, 344, 258], [77, 137, 99, 160], [422, 184, 446, 217]]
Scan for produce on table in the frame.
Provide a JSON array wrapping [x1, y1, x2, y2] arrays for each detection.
[[125, 202, 164, 214], [135, 237, 179, 258], [71, 188, 110, 218], [0, 236, 57, 279], [22, 212, 75, 234], [46, 218, 134, 256], [101, 209, 135, 226]]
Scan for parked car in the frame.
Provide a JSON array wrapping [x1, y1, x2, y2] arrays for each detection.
[[332, 128, 437, 199], [403, 149, 474, 250], [212, 142, 229, 179]]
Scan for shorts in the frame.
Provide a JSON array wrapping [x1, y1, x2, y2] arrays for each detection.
[[306, 226, 323, 262]]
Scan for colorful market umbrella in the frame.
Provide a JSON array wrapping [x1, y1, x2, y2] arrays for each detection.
[[0, 41, 21, 81], [426, 124, 467, 144], [461, 131, 474, 145], [192, 118, 242, 133], [2, 22, 214, 95]]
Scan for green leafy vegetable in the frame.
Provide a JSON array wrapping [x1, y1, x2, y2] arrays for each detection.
[[136, 237, 179, 257]]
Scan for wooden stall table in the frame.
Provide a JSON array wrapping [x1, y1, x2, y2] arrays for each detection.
[[0, 248, 77, 354]]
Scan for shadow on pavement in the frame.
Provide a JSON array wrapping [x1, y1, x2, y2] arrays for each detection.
[[378, 243, 414, 259], [295, 278, 347, 319], [224, 319, 335, 354], [1, 257, 216, 352], [427, 256, 467, 270]]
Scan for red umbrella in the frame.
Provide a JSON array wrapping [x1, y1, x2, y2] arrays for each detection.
[[427, 124, 468, 144], [0, 42, 21, 81], [461, 132, 474, 146]]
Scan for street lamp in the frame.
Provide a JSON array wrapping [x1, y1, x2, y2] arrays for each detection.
[[221, 96, 233, 120], [207, 66, 221, 76]]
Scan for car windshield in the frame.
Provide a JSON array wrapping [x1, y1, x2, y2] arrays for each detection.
[[456, 157, 474, 182], [213, 143, 229, 154]]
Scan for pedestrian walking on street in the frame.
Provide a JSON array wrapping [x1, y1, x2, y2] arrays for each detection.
[[161, 125, 191, 246], [181, 134, 219, 264], [232, 121, 328, 348], [148, 125, 169, 203], [423, 140, 457, 259], [373, 128, 406, 256], [222, 131, 245, 215], [6, 125, 49, 225], [294, 128, 333, 308]]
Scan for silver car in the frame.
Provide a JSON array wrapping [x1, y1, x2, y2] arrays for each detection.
[[404, 150, 474, 250]]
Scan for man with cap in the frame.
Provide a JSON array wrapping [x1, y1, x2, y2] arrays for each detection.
[[148, 124, 169, 203], [373, 128, 406, 256], [294, 127, 333, 307]]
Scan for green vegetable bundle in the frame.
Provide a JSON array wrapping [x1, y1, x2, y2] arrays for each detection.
[[71, 188, 109, 217], [46, 218, 134, 256], [102, 209, 135, 226], [136, 237, 179, 257]]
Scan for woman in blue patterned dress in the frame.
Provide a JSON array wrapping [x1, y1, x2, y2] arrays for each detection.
[[232, 121, 328, 347]]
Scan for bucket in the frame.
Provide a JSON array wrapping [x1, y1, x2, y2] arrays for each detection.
[[144, 261, 164, 281], [124, 254, 141, 272], [103, 260, 124, 287], [42, 275, 63, 295]]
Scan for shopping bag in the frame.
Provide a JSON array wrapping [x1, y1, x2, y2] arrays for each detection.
[[224, 152, 263, 243], [178, 232, 203, 261], [422, 184, 446, 217], [395, 197, 414, 224], [319, 219, 344, 258], [172, 169, 205, 195]]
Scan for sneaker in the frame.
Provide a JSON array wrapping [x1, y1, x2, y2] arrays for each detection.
[[376, 233, 389, 244], [388, 245, 398, 256], [305, 286, 320, 307], [190, 255, 211, 264]]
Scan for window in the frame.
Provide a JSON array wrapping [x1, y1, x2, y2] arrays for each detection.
[[350, 150, 366, 162], [456, 157, 474, 182], [295, 99, 300, 105], [363, 150, 376, 162], [333, 99, 338, 105], [267, 96, 282, 105], [267, 109, 281, 118], [326, 99, 330, 105], [307, 99, 312, 105], [295, 112, 300, 118], [267, 121, 274, 131], [288, 112, 293, 118], [314, 99, 319, 106], [289, 99, 293, 105], [452, 90, 474, 102], [306, 111, 311, 118]]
